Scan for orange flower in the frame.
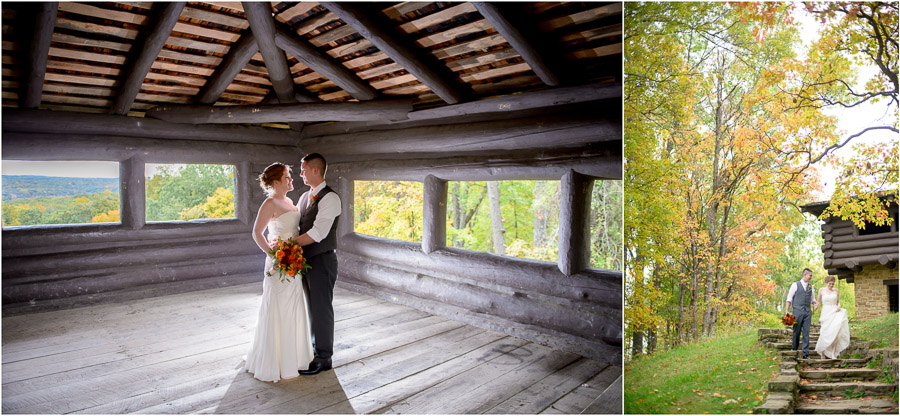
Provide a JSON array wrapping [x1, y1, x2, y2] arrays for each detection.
[[275, 250, 285, 259], [288, 269, 296, 277]]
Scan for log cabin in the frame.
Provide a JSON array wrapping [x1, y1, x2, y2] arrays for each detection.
[[1, 2, 623, 413], [802, 193, 899, 320]]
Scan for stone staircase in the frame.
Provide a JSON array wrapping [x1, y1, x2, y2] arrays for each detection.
[[754, 325, 899, 414]]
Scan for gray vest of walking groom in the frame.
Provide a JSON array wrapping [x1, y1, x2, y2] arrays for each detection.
[[789, 274, 814, 359], [296, 153, 341, 376]]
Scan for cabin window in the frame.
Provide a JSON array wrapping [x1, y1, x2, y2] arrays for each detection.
[[591, 180, 623, 270], [446, 180, 561, 263], [354, 180, 424, 242], [1, 160, 120, 227], [145, 163, 236, 222]]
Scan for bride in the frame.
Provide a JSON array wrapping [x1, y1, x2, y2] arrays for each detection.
[[814, 275, 851, 359], [244, 162, 314, 382]]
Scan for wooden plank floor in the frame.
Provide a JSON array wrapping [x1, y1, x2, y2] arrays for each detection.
[[2, 283, 621, 414]]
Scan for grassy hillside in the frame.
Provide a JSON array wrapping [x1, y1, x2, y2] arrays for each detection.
[[624, 330, 779, 414], [3, 175, 118, 200], [852, 312, 899, 348]]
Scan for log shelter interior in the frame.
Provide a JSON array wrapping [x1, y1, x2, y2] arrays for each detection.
[[1, 0, 622, 385]]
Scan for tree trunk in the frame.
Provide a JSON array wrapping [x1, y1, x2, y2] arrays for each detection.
[[488, 181, 505, 255], [647, 327, 657, 355], [703, 56, 726, 338], [632, 330, 643, 358]]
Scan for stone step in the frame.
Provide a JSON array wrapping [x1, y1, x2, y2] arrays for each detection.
[[800, 382, 898, 397], [794, 397, 899, 414], [800, 368, 882, 381], [800, 358, 870, 369]]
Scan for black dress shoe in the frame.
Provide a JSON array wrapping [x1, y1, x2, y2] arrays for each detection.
[[299, 361, 332, 375]]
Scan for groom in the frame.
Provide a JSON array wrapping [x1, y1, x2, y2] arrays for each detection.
[[295, 153, 341, 375], [785, 268, 818, 359]]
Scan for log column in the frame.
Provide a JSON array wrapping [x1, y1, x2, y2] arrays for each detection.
[[338, 176, 354, 237], [422, 175, 447, 254], [559, 170, 593, 276], [120, 156, 145, 230]]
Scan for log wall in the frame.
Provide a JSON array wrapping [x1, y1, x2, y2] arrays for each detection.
[[1, 110, 303, 315], [314, 98, 623, 363]]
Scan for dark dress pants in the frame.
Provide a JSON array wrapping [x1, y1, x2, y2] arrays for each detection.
[[303, 250, 338, 364], [792, 308, 812, 358]]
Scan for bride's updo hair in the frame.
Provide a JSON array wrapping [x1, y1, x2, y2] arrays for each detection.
[[824, 275, 836, 284], [258, 162, 288, 195]]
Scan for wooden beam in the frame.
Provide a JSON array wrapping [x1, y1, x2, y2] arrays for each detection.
[[409, 82, 620, 121], [242, 1, 315, 104], [196, 32, 258, 104], [559, 170, 593, 276], [2, 109, 299, 146], [422, 175, 447, 254], [110, 2, 186, 115], [321, 2, 470, 104], [472, 2, 559, 86], [274, 27, 379, 101], [146, 100, 413, 124], [21, 2, 58, 109]]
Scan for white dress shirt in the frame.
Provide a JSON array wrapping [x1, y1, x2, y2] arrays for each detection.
[[785, 280, 813, 304], [298, 181, 342, 243]]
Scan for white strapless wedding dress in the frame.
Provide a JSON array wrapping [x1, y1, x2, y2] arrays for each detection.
[[814, 291, 850, 359], [244, 210, 314, 382]]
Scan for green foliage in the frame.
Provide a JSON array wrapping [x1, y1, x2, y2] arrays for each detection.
[[2, 189, 119, 226], [178, 187, 235, 220], [2, 175, 118, 200], [624, 330, 778, 414], [591, 180, 623, 270], [145, 164, 235, 222], [842, 389, 864, 399], [354, 180, 424, 242], [850, 312, 899, 349]]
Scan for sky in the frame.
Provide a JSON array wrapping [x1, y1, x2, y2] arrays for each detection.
[[0, 161, 187, 178]]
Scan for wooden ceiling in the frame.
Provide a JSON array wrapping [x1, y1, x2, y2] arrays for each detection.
[[1, 2, 621, 128]]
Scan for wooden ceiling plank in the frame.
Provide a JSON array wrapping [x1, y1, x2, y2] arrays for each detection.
[[322, 2, 469, 104], [48, 46, 127, 65], [398, 3, 477, 34], [42, 93, 112, 107], [275, 26, 378, 100], [57, 2, 149, 25], [319, 90, 350, 101], [145, 99, 412, 123], [224, 83, 269, 95], [444, 48, 520, 72], [111, 2, 186, 115], [55, 17, 139, 40], [381, 83, 431, 96], [46, 59, 122, 76], [150, 60, 216, 76], [139, 83, 200, 95], [459, 61, 531, 82], [307, 23, 356, 47], [243, 1, 316, 104], [324, 38, 373, 59], [381, 2, 431, 20], [145, 71, 207, 86], [40, 104, 107, 113], [415, 19, 493, 49], [165, 35, 229, 54], [157, 48, 223, 66], [342, 51, 388, 69], [473, 2, 559, 86], [568, 43, 622, 59], [22, 2, 58, 108], [356, 62, 404, 80], [180, 6, 248, 29], [288, 61, 310, 73], [369, 73, 418, 89], [293, 11, 338, 36], [172, 22, 240, 42], [44, 72, 117, 87], [135, 92, 193, 103], [52, 32, 132, 52], [276, 2, 319, 24], [2, 40, 21, 52], [234, 72, 272, 85], [432, 33, 505, 59], [538, 4, 623, 32], [196, 32, 257, 104], [560, 24, 623, 43], [203, 2, 244, 13], [219, 91, 265, 102], [42, 83, 113, 96]]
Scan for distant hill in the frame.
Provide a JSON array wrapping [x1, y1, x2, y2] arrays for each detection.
[[2, 175, 119, 200]]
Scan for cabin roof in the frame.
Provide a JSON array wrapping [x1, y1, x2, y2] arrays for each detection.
[[1, 2, 622, 128]]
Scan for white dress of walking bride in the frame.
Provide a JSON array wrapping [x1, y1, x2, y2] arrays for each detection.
[[814, 275, 851, 359], [244, 162, 314, 382]]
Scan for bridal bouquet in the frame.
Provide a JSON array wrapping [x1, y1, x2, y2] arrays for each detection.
[[782, 313, 796, 326], [266, 237, 311, 283]]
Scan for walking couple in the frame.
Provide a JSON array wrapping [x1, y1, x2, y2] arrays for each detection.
[[243, 153, 341, 382], [786, 268, 851, 360]]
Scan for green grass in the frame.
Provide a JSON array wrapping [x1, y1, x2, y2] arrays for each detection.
[[624, 330, 778, 414], [850, 312, 899, 348]]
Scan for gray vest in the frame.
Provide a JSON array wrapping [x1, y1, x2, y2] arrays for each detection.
[[792, 281, 812, 311], [299, 185, 339, 258]]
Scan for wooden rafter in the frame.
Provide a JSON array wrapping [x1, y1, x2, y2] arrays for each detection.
[[22, 2, 58, 109], [110, 2, 186, 115], [321, 2, 471, 105], [145, 99, 413, 124], [274, 27, 379, 101], [242, 1, 315, 104], [472, 2, 559, 87], [196, 32, 258, 105]]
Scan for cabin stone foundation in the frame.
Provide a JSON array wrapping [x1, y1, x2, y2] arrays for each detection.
[[854, 265, 894, 321]]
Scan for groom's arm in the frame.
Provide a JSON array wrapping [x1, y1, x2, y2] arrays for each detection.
[[298, 193, 341, 246]]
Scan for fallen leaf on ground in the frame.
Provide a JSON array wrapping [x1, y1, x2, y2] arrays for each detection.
[[723, 399, 737, 405]]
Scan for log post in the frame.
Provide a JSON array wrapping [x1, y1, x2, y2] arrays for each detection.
[[338, 176, 354, 237], [235, 161, 251, 224], [559, 170, 593, 276], [422, 175, 447, 254], [21, 2, 57, 109], [119, 156, 145, 230]]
